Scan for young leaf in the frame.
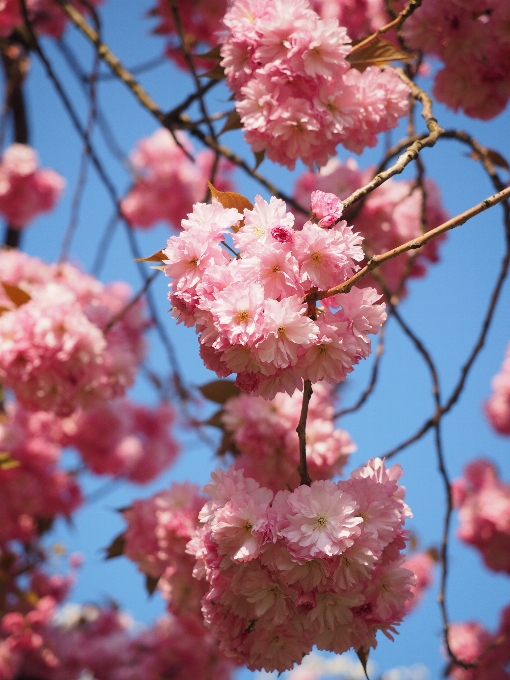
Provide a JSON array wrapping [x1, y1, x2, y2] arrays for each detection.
[[134, 249, 167, 263], [205, 409, 225, 429], [0, 452, 21, 470], [200, 64, 225, 80], [145, 574, 160, 596], [1, 282, 31, 307], [356, 647, 370, 680], [347, 36, 411, 72], [198, 379, 241, 405], [468, 149, 509, 171], [207, 181, 253, 213], [253, 149, 265, 171], [194, 44, 223, 62], [104, 533, 126, 560], [220, 109, 243, 134]]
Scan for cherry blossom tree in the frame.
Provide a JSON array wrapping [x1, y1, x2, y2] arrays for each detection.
[[0, 1, 509, 679]]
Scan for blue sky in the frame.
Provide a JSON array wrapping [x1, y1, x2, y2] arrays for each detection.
[[10, 0, 510, 677]]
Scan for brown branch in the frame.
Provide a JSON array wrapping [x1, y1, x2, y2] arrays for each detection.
[[168, 0, 217, 143], [296, 380, 313, 487], [340, 72, 443, 215], [19, 2, 189, 403], [351, 0, 422, 52], [307, 184, 510, 303], [1, 42, 29, 249]]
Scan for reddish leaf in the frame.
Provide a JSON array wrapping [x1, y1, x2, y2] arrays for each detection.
[[220, 109, 243, 134], [199, 380, 241, 405], [104, 533, 126, 560], [347, 36, 411, 72], [1, 282, 31, 307], [134, 249, 167, 263], [207, 181, 253, 214]]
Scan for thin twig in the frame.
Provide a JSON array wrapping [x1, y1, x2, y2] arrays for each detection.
[[350, 0, 422, 52], [307, 184, 510, 303], [19, 4, 188, 402], [334, 321, 386, 418], [1, 42, 29, 249], [53, 0, 306, 213], [104, 270, 159, 335]]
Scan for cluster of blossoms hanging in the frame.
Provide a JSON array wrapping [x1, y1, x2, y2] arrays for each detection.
[[0, 250, 148, 416], [0, 402, 82, 544], [220, 383, 356, 491], [0, 144, 64, 229], [403, 0, 510, 120], [187, 459, 414, 672], [219, 0, 410, 168], [452, 459, 510, 574], [446, 606, 510, 680], [163, 191, 386, 399], [293, 158, 448, 295], [0, 0, 104, 38], [0, 598, 235, 680], [485, 344, 510, 436], [121, 129, 234, 231], [64, 398, 179, 483], [122, 482, 207, 616]]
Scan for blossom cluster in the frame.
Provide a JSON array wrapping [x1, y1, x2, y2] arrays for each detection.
[[188, 460, 414, 672], [0, 250, 148, 416], [0, 144, 64, 229], [403, 0, 510, 120], [0, 0, 104, 39], [122, 482, 206, 616], [121, 129, 233, 231], [447, 605, 510, 680], [64, 398, 179, 483], [221, 383, 356, 491], [452, 459, 510, 574], [294, 158, 448, 295], [163, 193, 386, 399], [485, 344, 510, 436], [0, 402, 82, 544], [1, 602, 235, 680], [220, 0, 410, 169]]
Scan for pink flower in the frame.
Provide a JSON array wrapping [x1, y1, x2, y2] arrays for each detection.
[[0, 144, 64, 228], [310, 189, 343, 227], [256, 297, 318, 369], [277, 480, 362, 558]]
